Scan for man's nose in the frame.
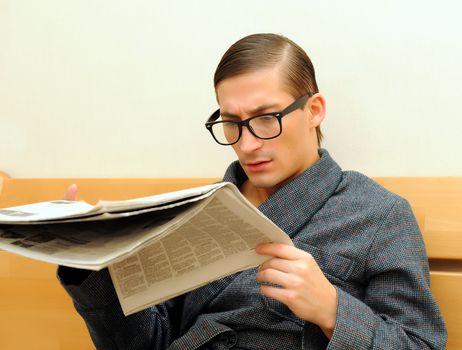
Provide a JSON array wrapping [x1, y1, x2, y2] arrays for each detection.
[[237, 126, 263, 153]]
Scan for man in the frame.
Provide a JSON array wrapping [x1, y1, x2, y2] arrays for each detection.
[[60, 33, 447, 349]]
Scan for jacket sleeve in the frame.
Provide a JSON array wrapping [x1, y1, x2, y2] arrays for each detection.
[[327, 198, 447, 350], [57, 266, 183, 350]]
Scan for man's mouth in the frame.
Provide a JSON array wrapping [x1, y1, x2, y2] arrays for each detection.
[[244, 160, 272, 173]]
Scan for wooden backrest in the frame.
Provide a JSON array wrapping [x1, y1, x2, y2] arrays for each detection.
[[0, 176, 461, 349], [374, 177, 462, 260]]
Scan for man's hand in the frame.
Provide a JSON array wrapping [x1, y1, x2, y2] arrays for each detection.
[[255, 242, 337, 339], [64, 184, 78, 201]]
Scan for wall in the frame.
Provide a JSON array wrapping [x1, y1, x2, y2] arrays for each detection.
[[1, 0, 461, 178]]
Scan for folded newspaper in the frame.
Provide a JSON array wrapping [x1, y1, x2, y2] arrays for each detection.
[[0, 182, 293, 315]]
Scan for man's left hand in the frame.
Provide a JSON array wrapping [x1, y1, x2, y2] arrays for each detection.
[[255, 242, 337, 339]]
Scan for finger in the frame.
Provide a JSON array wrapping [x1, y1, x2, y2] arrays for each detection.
[[64, 184, 78, 201], [256, 268, 297, 289], [260, 284, 294, 305], [259, 257, 294, 274], [256, 242, 303, 260]]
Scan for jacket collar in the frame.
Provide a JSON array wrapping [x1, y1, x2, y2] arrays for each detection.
[[223, 149, 343, 237]]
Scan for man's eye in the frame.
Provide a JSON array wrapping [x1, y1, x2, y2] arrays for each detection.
[[257, 115, 276, 123]]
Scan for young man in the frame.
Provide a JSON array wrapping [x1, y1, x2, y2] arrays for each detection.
[[60, 33, 447, 349]]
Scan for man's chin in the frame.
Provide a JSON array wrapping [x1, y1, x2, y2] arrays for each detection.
[[246, 174, 280, 190]]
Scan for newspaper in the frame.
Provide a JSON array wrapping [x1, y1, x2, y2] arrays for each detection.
[[0, 182, 293, 315], [0, 182, 224, 224]]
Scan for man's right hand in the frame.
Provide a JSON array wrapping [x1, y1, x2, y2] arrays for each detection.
[[64, 184, 78, 201]]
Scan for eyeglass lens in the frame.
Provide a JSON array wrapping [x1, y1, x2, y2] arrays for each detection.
[[211, 115, 281, 145]]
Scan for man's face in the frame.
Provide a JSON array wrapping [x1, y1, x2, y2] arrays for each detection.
[[215, 68, 321, 192]]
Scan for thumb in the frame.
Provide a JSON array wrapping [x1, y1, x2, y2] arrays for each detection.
[[64, 184, 78, 201]]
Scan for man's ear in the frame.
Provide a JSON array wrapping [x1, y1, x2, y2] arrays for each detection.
[[307, 93, 326, 127]]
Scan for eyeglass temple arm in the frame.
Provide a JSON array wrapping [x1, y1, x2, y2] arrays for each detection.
[[281, 94, 310, 115], [206, 109, 221, 124]]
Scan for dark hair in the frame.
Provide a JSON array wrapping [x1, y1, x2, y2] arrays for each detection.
[[214, 33, 323, 144]]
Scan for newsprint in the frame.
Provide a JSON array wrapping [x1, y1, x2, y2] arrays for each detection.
[[0, 182, 292, 315]]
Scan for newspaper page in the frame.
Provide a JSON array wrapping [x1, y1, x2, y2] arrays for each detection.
[[0, 182, 224, 224], [0, 182, 293, 315], [109, 186, 293, 316], [0, 200, 97, 223], [0, 202, 197, 269], [0, 183, 227, 268]]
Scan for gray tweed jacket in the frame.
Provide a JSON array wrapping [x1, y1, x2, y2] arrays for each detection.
[[58, 149, 447, 349]]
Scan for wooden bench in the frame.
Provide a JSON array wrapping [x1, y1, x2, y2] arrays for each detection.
[[0, 172, 461, 349]]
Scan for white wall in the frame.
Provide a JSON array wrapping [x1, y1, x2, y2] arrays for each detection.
[[1, 0, 461, 178]]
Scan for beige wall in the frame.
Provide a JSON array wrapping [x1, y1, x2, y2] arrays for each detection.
[[1, 0, 461, 178]]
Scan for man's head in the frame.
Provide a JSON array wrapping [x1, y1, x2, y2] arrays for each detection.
[[214, 33, 323, 145], [210, 33, 326, 196]]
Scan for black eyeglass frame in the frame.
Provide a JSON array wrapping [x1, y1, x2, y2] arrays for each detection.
[[205, 93, 311, 145]]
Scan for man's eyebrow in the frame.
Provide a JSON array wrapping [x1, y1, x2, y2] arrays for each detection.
[[221, 104, 279, 118]]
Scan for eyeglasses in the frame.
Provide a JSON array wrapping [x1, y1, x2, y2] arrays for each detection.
[[205, 94, 310, 145]]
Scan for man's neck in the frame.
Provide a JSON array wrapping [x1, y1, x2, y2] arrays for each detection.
[[238, 150, 321, 207], [240, 181, 276, 207]]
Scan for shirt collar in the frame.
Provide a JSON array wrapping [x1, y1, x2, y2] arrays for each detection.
[[223, 149, 343, 237]]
